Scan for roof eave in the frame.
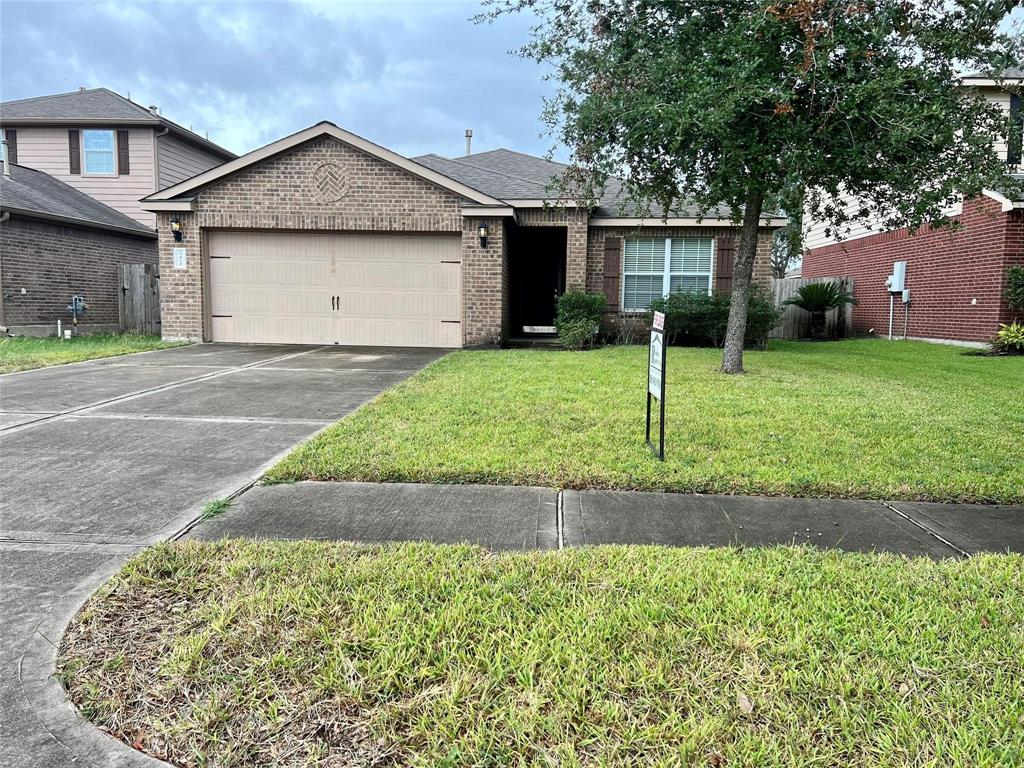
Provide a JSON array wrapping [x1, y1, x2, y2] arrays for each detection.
[[141, 198, 196, 213], [589, 215, 788, 228], [0, 206, 157, 238], [0, 117, 162, 126], [143, 122, 505, 206], [982, 188, 1024, 211]]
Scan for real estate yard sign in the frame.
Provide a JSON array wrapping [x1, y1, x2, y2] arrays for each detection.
[[646, 311, 666, 461]]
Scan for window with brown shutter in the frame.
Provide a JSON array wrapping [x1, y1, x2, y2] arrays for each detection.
[[68, 129, 81, 174], [3, 129, 16, 164], [117, 129, 130, 175], [714, 236, 737, 294], [602, 236, 623, 309]]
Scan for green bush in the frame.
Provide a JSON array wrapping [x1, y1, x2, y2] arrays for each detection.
[[649, 287, 782, 348], [1004, 266, 1024, 314], [556, 291, 605, 349], [991, 322, 1024, 355], [558, 319, 597, 350]]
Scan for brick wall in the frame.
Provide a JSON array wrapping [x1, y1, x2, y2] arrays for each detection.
[[157, 135, 466, 341], [1, 215, 156, 328], [517, 207, 589, 290], [462, 216, 507, 346], [585, 225, 775, 305], [802, 196, 1023, 343]]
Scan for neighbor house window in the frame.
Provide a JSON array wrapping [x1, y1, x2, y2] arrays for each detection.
[[82, 129, 116, 174], [622, 237, 714, 311]]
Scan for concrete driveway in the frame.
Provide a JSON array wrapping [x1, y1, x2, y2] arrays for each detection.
[[0, 343, 445, 768]]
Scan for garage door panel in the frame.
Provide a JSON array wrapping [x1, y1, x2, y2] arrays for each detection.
[[208, 231, 462, 347]]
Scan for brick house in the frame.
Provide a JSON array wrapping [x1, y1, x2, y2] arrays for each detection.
[[0, 162, 157, 334], [141, 121, 783, 347], [802, 70, 1024, 344]]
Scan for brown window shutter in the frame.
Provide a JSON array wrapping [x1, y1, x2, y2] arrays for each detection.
[[4, 129, 16, 164], [602, 236, 623, 309], [68, 130, 81, 174], [714, 236, 736, 294], [117, 129, 130, 175]]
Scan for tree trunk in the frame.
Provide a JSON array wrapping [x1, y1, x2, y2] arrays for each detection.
[[720, 189, 765, 374]]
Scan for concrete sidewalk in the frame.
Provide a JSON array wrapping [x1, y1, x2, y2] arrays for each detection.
[[189, 481, 1024, 558]]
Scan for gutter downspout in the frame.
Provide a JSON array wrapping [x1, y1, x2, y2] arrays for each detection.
[[1, 138, 10, 177], [0, 211, 8, 330]]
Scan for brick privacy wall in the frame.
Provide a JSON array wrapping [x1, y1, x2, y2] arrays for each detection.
[[461, 216, 507, 346], [585, 225, 775, 301], [802, 196, 1023, 343], [1, 216, 156, 327], [158, 136, 466, 341], [517, 208, 589, 289]]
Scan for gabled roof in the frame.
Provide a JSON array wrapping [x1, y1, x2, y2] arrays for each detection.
[[142, 121, 507, 210], [0, 163, 156, 237], [0, 87, 236, 160]]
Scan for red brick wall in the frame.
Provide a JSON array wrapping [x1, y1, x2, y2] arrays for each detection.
[[1, 216, 157, 328], [802, 196, 1022, 343]]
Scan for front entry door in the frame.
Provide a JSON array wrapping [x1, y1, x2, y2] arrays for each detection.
[[510, 227, 567, 335]]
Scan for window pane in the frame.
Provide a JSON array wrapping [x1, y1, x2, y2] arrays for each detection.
[[623, 274, 663, 310], [669, 275, 710, 294], [624, 238, 665, 273], [83, 130, 115, 173], [669, 238, 713, 273]]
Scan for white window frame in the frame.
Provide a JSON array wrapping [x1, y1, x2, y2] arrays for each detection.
[[81, 129, 117, 176], [621, 236, 716, 312]]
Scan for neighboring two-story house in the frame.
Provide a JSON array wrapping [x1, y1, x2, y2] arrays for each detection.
[[1, 87, 235, 227], [801, 69, 1024, 344], [0, 88, 235, 334]]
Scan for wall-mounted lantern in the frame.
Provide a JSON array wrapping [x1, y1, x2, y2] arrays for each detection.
[[170, 217, 183, 242], [478, 222, 489, 248]]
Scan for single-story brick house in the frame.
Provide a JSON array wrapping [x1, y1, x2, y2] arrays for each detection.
[[1, 162, 157, 335], [141, 122, 784, 347]]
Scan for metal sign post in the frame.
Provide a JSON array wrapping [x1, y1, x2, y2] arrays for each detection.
[[646, 310, 666, 460]]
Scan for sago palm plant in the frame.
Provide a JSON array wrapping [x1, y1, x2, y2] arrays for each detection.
[[783, 281, 857, 340]]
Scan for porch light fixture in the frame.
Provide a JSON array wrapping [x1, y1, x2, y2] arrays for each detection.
[[170, 217, 183, 242], [478, 223, 489, 248]]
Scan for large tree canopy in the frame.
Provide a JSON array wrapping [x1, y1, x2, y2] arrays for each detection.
[[483, 0, 1022, 372]]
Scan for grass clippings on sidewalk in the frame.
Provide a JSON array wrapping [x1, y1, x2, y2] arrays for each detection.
[[0, 333, 184, 373], [60, 540, 1024, 767], [267, 340, 1024, 503]]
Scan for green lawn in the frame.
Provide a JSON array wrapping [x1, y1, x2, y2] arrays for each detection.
[[267, 339, 1023, 503], [59, 540, 1024, 767], [0, 333, 185, 373]]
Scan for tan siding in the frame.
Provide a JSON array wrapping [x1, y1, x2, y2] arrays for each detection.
[[7, 126, 156, 227], [157, 134, 225, 189]]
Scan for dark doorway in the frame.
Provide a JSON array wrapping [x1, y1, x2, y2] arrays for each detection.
[[508, 225, 567, 336]]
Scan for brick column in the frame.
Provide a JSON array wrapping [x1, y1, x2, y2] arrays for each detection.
[[566, 209, 589, 290], [157, 212, 204, 341], [462, 217, 506, 346]]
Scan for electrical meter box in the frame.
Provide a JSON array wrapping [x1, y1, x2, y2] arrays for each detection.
[[885, 261, 907, 293]]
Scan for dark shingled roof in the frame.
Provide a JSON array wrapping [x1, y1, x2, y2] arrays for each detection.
[[962, 67, 1024, 80], [0, 163, 156, 237], [413, 147, 742, 219], [0, 88, 236, 159]]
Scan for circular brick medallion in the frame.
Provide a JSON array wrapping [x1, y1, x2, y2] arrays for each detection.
[[311, 162, 349, 202]]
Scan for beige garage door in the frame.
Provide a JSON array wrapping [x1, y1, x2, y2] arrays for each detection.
[[207, 231, 462, 347]]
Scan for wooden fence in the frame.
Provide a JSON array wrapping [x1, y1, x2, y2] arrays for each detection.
[[118, 263, 161, 334], [769, 276, 854, 339]]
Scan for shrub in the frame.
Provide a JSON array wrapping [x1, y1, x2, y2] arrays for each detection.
[[556, 291, 605, 349], [558, 319, 597, 350], [991, 322, 1024, 355], [1004, 266, 1024, 315], [782, 281, 857, 340], [649, 287, 781, 348]]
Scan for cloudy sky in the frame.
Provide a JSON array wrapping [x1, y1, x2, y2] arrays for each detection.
[[2, 2, 1021, 163], [0, 0, 557, 159]]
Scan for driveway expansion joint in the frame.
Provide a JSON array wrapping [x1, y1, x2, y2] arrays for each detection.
[[880, 501, 973, 558]]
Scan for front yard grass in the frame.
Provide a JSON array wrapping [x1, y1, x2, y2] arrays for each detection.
[[0, 333, 185, 373], [267, 339, 1023, 503], [59, 540, 1024, 766]]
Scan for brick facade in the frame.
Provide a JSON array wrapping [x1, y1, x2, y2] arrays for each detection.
[[157, 136, 465, 341], [802, 196, 1024, 343], [154, 131, 781, 347], [1, 215, 156, 330]]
